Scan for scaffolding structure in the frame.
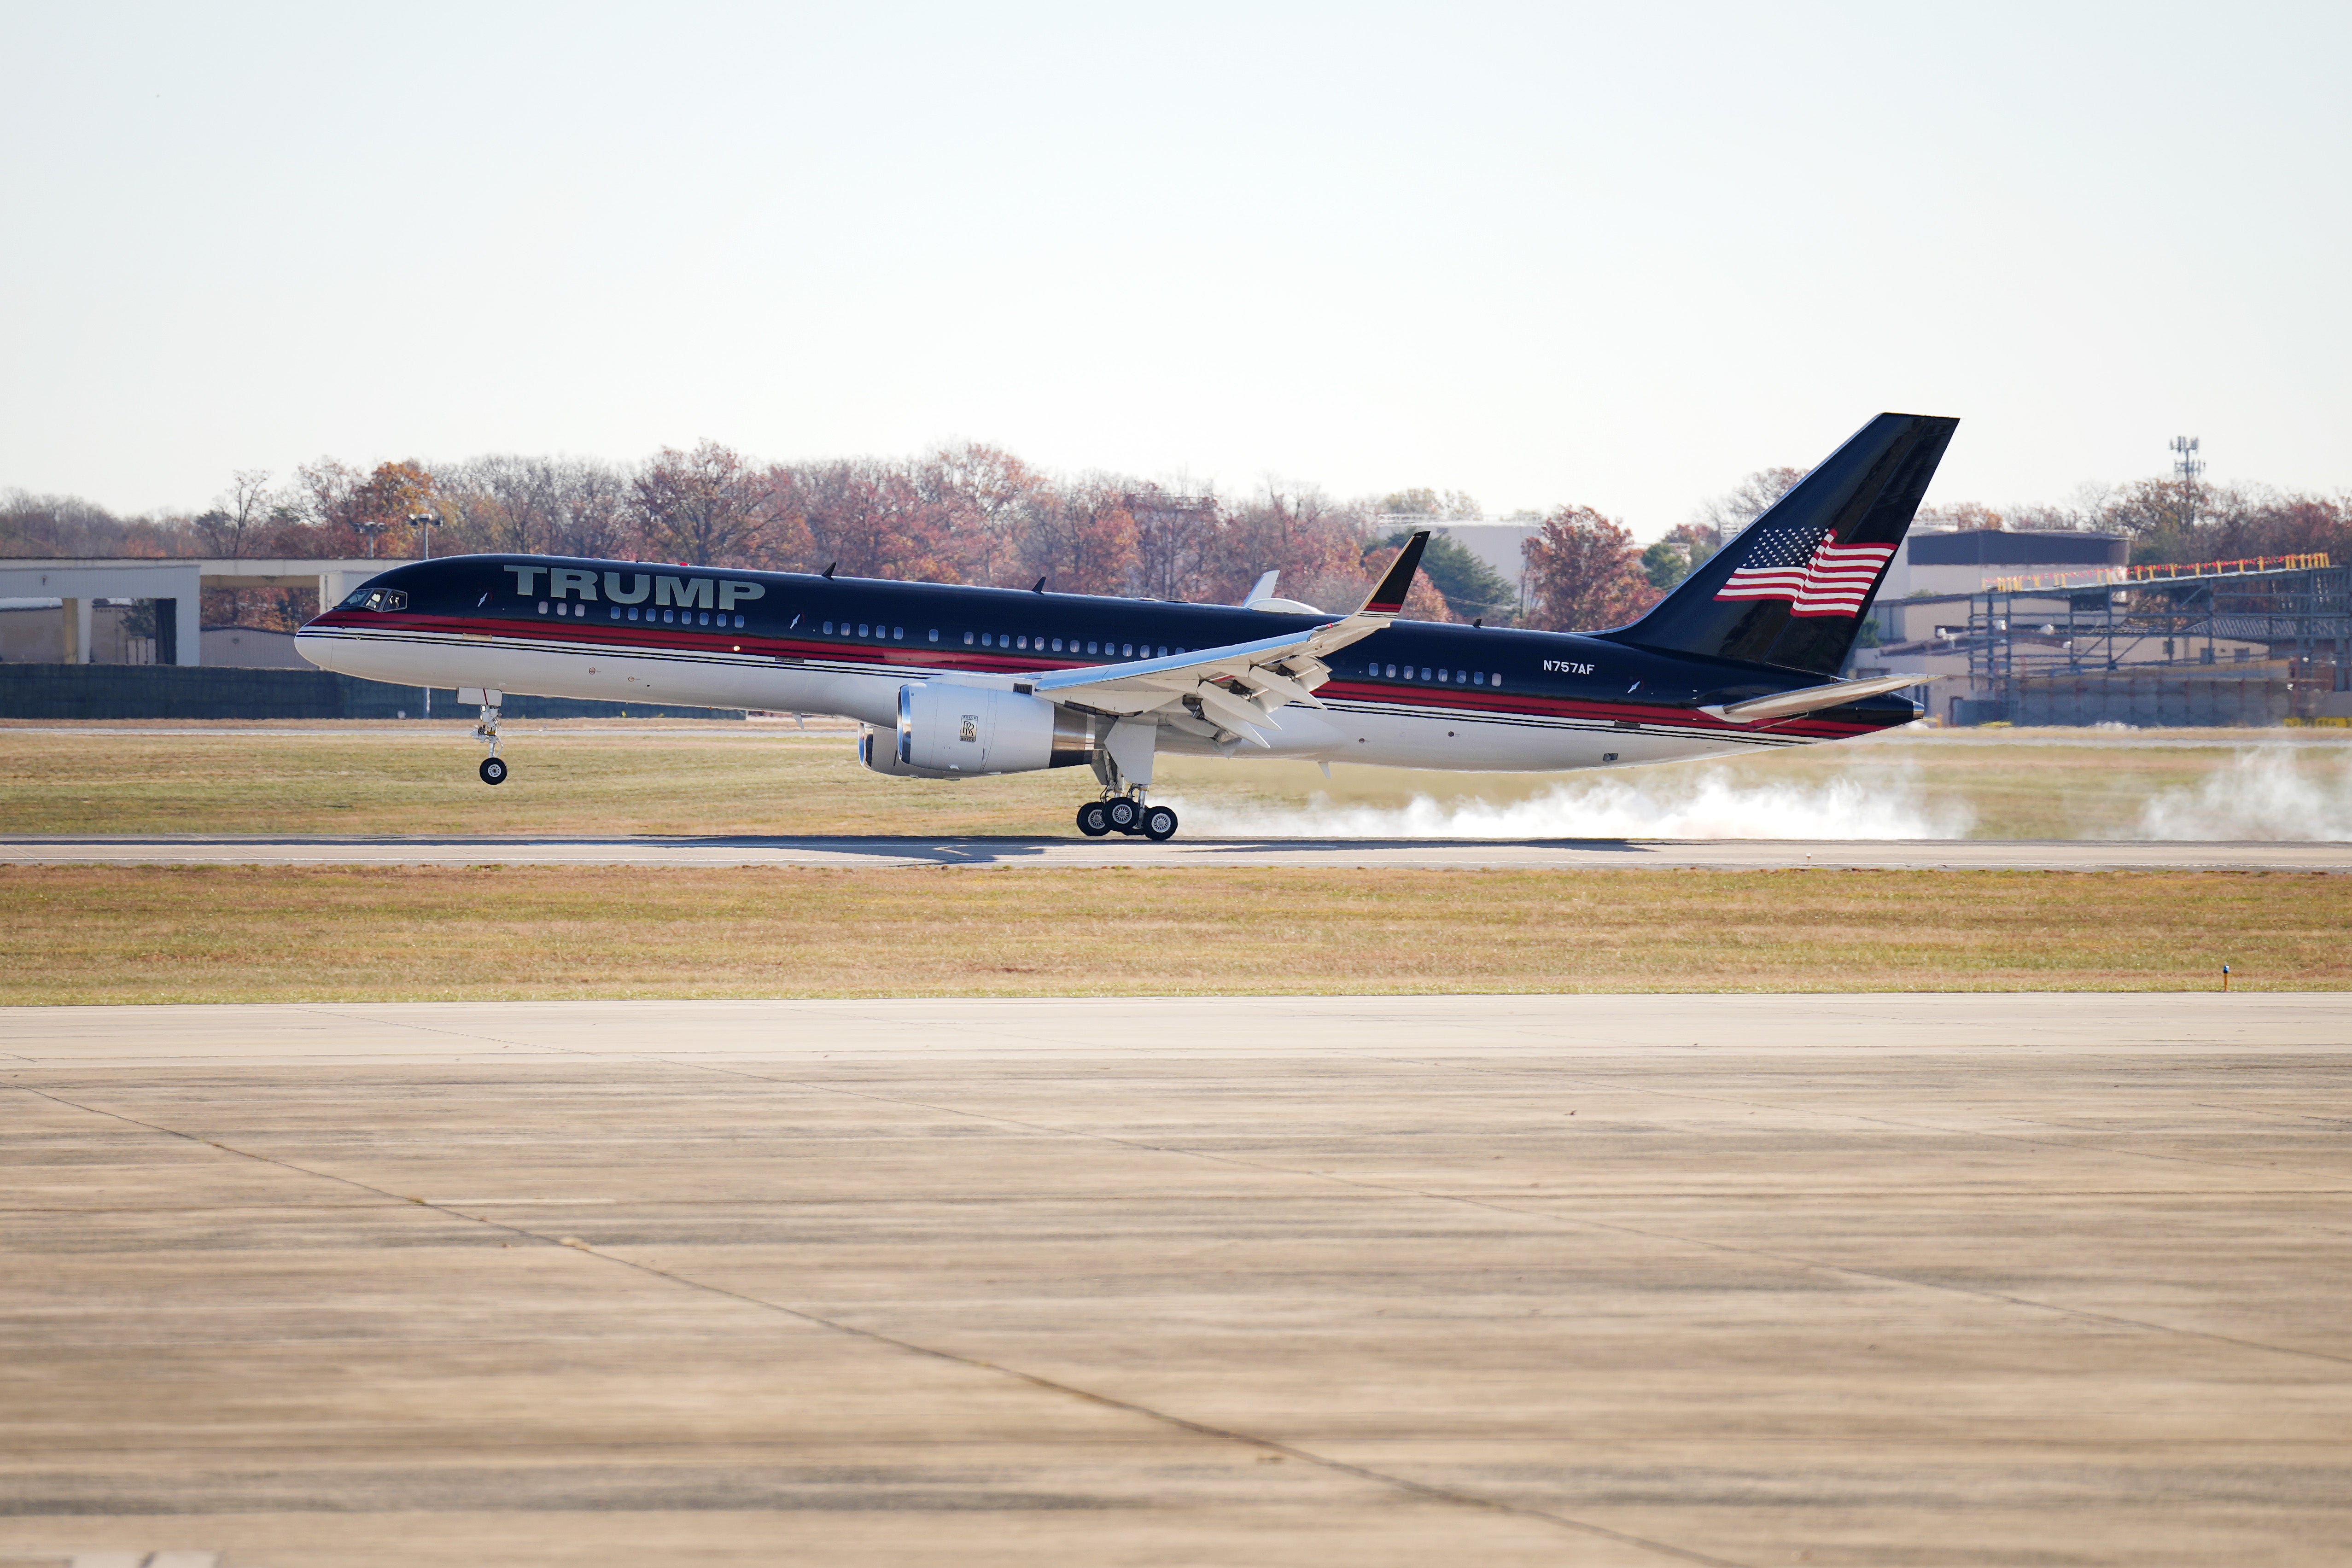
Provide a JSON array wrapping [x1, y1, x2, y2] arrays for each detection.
[[1958, 557, 2350, 725]]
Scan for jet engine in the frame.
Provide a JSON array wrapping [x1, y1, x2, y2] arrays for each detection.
[[860, 684, 1097, 777]]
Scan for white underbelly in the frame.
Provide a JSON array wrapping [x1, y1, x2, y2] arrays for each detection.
[[297, 628, 906, 723]]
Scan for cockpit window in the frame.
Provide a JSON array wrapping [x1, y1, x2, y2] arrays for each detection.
[[380, 591, 408, 611], [343, 589, 407, 611]]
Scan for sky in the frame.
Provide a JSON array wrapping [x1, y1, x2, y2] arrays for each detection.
[[2, 1, 2345, 539]]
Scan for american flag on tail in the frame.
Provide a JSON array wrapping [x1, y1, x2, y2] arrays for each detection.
[[1714, 529, 1896, 618]]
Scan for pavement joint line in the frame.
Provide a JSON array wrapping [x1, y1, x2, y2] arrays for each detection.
[[8, 1079, 1755, 1568], [665, 1056, 2352, 1374]]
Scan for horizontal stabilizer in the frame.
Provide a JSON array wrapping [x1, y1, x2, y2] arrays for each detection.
[[1701, 672, 1936, 724]]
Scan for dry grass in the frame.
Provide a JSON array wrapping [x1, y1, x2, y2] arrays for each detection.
[[3, 864, 2341, 1003], [4, 721, 2347, 839]]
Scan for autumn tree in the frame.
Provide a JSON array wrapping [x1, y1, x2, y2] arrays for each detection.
[[1214, 483, 1373, 609], [1521, 505, 1658, 631], [630, 442, 774, 566], [767, 458, 953, 581], [1016, 475, 1139, 595], [921, 441, 1043, 586]]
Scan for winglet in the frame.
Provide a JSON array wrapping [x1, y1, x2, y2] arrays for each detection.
[[1360, 530, 1430, 617]]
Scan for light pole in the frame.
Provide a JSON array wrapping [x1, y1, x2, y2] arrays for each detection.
[[407, 512, 442, 716], [352, 519, 388, 560]]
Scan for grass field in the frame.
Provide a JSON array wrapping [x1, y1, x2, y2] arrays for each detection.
[[3, 720, 2347, 839], [3, 864, 2340, 1003]]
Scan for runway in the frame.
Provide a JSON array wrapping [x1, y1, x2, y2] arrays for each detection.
[[5, 994, 2349, 1567], [6, 832, 2350, 871]]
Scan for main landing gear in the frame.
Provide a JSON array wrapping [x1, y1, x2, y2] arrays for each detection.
[[479, 755, 508, 786], [1076, 794, 1179, 842]]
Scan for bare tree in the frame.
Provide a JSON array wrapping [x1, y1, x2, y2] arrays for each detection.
[[631, 441, 773, 566], [1688, 466, 1804, 555], [1129, 483, 1221, 600], [194, 469, 275, 559], [442, 455, 631, 558]]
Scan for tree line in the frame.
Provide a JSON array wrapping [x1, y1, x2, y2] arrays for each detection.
[[4, 440, 2344, 635]]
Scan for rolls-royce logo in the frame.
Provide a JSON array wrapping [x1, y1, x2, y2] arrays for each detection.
[[958, 716, 979, 742]]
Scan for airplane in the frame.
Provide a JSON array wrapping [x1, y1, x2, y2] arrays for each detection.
[[296, 411, 1956, 841]]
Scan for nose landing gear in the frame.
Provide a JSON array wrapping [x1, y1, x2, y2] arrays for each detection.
[[1075, 792, 1179, 841], [463, 688, 507, 786]]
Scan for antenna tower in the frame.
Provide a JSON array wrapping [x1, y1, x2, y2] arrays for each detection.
[[2169, 435, 2204, 531]]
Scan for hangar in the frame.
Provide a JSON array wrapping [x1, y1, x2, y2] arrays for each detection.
[[0, 557, 387, 667]]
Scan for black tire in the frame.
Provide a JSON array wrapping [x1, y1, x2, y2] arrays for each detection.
[[1141, 804, 1179, 842], [479, 756, 508, 786], [1075, 801, 1111, 837], [1105, 797, 1142, 834]]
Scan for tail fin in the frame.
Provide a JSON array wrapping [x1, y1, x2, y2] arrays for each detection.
[[1598, 412, 1958, 674]]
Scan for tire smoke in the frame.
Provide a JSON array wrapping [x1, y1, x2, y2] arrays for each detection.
[[2135, 747, 2352, 840], [1165, 764, 1972, 840]]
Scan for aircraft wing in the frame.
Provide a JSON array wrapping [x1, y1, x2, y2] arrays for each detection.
[[1013, 531, 1430, 747]]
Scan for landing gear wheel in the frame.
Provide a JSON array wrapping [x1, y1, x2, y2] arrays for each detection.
[[479, 756, 508, 786], [1104, 797, 1142, 835], [1141, 804, 1179, 842], [1075, 801, 1111, 837]]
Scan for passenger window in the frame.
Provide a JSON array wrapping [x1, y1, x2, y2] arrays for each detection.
[[928, 629, 939, 642], [1491, 673, 1502, 688], [980, 633, 992, 646], [610, 607, 620, 619], [1473, 670, 1484, 684], [1051, 638, 1062, 652], [1016, 635, 1027, 649], [1121, 643, 1133, 657], [698, 612, 709, 625], [893, 627, 903, 640], [628, 607, 639, 621], [537, 601, 549, 614], [858, 623, 870, 637], [963, 631, 974, 645], [1421, 666, 1432, 681], [1437, 669, 1448, 682], [1156, 646, 1167, 658], [1385, 664, 1396, 678], [735, 615, 745, 628], [1087, 641, 1098, 654]]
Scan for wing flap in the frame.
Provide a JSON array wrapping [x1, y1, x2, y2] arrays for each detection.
[[1015, 531, 1430, 740]]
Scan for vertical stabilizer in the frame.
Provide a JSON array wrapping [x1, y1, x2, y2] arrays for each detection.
[[1598, 413, 1958, 674]]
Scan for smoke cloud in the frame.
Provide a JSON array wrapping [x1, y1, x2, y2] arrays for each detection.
[[1166, 764, 1972, 840], [2135, 747, 2352, 841]]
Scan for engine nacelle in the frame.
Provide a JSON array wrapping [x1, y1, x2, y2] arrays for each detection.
[[858, 725, 958, 778], [896, 682, 1095, 775]]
